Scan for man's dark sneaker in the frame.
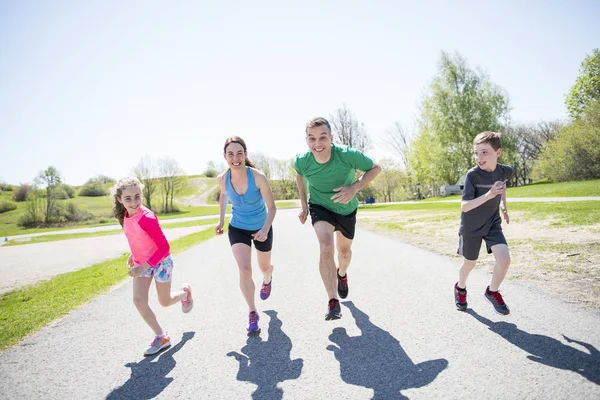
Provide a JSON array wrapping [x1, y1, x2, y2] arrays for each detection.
[[337, 269, 349, 299], [484, 286, 510, 315], [454, 282, 468, 311], [247, 311, 261, 335], [325, 298, 342, 321]]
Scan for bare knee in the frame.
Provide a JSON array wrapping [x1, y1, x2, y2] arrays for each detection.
[[497, 255, 511, 269], [133, 294, 148, 308], [462, 260, 477, 271], [338, 247, 352, 259], [239, 265, 252, 280], [320, 241, 335, 258]]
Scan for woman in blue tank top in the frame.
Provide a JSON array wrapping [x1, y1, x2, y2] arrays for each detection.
[[215, 136, 277, 335]]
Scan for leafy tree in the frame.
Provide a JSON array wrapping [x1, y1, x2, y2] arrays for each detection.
[[535, 100, 600, 181], [158, 157, 188, 213], [566, 49, 600, 120], [411, 51, 510, 185], [36, 166, 62, 224], [330, 104, 371, 152]]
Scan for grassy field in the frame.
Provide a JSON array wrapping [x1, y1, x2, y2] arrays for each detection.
[[360, 201, 600, 228], [0, 226, 219, 349], [3, 217, 226, 247]]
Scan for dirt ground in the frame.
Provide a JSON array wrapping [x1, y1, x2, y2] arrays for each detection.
[[358, 210, 600, 308]]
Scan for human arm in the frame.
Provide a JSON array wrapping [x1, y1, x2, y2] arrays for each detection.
[[215, 174, 227, 234], [500, 190, 509, 224], [295, 173, 308, 224], [331, 162, 382, 204], [253, 170, 277, 242], [461, 180, 506, 213]]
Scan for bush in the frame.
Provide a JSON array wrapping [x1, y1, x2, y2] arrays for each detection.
[[85, 175, 115, 185], [204, 169, 217, 178], [61, 184, 76, 198], [0, 184, 13, 191], [13, 184, 32, 202], [61, 202, 94, 222], [79, 182, 108, 196], [0, 200, 17, 214]]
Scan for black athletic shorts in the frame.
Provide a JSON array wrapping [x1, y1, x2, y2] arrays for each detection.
[[228, 224, 273, 252], [309, 202, 357, 240], [457, 223, 507, 261]]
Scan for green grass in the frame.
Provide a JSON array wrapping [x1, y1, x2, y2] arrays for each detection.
[[507, 179, 600, 197], [3, 217, 226, 247], [0, 226, 217, 349], [359, 200, 600, 227]]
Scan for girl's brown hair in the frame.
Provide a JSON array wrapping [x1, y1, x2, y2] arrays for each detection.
[[111, 176, 144, 226], [223, 136, 256, 168]]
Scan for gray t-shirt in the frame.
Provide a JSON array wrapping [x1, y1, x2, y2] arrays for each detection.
[[459, 164, 513, 236]]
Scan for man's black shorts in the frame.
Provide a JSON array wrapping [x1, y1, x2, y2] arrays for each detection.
[[457, 223, 507, 261], [228, 224, 273, 252], [309, 202, 357, 240]]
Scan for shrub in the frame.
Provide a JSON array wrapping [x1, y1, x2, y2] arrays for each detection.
[[0, 184, 13, 191], [13, 184, 32, 202], [61, 184, 76, 198], [79, 182, 108, 196], [61, 202, 94, 222], [53, 187, 70, 200], [85, 175, 115, 185], [0, 200, 17, 214], [204, 169, 217, 178]]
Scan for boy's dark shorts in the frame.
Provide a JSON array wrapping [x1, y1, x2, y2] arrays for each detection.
[[228, 224, 273, 252], [457, 224, 507, 261], [309, 202, 357, 240]]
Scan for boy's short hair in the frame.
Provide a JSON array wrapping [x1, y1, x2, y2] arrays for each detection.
[[473, 131, 502, 151], [305, 117, 331, 134]]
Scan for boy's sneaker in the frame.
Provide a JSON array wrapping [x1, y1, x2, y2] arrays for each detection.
[[144, 333, 171, 356], [454, 282, 468, 311], [337, 269, 349, 299], [484, 286, 510, 315], [247, 311, 261, 335], [325, 298, 342, 321], [260, 279, 272, 300], [181, 284, 193, 313]]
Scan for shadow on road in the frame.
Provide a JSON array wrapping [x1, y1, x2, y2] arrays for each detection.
[[106, 331, 195, 400], [467, 309, 600, 385], [328, 301, 448, 400], [227, 310, 303, 400]]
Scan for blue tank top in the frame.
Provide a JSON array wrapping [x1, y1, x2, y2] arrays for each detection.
[[225, 167, 267, 230]]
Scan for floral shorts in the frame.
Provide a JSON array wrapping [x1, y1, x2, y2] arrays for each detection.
[[139, 255, 173, 283]]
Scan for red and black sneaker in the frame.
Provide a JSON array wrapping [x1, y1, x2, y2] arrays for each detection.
[[454, 282, 468, 311], [484, 286, 510, 315], [337, 269, 349, 299], [325, 298, 342, 321]]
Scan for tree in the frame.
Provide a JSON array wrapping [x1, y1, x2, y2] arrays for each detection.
[[384, 121, 412, 172], [505, 121, 562, 185], [411, 51, 510, 185], [330, 104, 372, 152], [371, 158, 407, 202], [251, 153, 272, 179], [536, 100, 600, 181], [158, 157, 187, 213], [566, 48, 600, 120], [133, 156, 158, 211], [36, 166, 62, 224]]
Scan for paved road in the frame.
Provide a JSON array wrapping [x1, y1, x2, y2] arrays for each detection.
[[0, 226, 212, 294], [1, 209, 599, 399]]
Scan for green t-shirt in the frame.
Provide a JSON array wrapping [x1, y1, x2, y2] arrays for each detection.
[[293, 143, 374, 215]]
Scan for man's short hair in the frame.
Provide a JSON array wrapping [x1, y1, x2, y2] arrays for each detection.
[[305, 117, 331, 134], [473, 131, 502, 150]]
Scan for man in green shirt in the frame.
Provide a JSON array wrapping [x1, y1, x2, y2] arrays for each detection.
[[294, 117, 382, 320]]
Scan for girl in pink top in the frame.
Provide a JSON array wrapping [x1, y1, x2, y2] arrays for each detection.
[[112, 177, 193, 356]]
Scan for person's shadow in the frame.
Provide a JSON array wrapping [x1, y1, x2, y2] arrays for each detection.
[[227, 310, 304, 400], [106, 331, 195, 399], [327, 301, 448, 400], [467, 309, 600, 385]]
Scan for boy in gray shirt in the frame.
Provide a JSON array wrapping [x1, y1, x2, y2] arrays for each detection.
[[454, 131, 513, 315]]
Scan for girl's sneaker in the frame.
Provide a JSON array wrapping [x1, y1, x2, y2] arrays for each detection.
[[247, 311, 261, 335], [181, 284, 193, 313], [144, 333, 171, 356], [260, 279, 272, 300]]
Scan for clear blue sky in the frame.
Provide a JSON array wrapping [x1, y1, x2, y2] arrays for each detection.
[[1, 0, 598, 185]]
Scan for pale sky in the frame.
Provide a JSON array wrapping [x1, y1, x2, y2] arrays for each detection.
[[1, 0, 598, 185]]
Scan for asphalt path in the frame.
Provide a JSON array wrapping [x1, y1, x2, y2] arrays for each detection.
[[0, 209, 599, 399]]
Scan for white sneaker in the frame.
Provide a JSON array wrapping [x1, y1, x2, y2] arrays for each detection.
[[144, 333, 171, 356]]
